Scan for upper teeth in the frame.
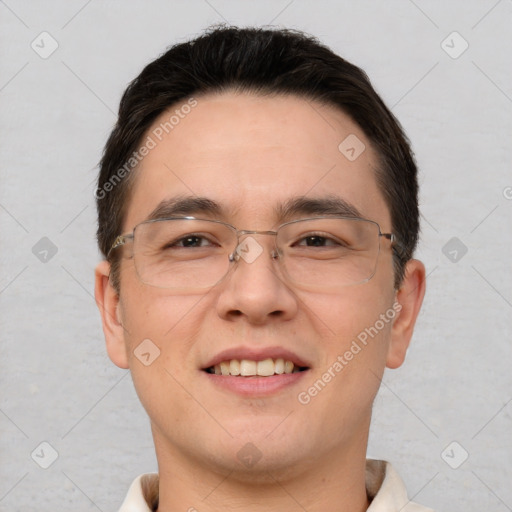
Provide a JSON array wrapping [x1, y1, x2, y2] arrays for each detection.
[[212, 358, 299, 376]]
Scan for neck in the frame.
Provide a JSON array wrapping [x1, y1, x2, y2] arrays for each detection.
[[152, 428, 371, 512]]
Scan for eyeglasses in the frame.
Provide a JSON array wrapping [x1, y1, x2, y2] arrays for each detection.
[[109, 216, 396, 292]]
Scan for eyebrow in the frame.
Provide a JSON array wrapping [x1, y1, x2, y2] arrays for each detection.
[[276, 195, 362, 221], [146, 196, 224, 221], [145, 194, 363, 223]]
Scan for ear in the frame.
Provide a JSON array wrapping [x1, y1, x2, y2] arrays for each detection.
[[95, 260, 129, 369], [386, 259, 426, 369]]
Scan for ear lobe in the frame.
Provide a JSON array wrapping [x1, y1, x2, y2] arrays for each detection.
[[95, 260, 129, 369], [386, 259, 426, 369]]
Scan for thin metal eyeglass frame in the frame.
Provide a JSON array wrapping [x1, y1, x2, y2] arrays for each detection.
[[108, 215, 396, 282]]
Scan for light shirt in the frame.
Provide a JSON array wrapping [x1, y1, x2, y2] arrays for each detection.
[[118, 459, 434, 512]]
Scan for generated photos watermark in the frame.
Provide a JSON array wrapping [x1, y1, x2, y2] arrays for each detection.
[[95, 97, 198, 200], [297, 301, 402, 405]]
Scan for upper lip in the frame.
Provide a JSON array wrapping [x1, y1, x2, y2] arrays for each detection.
[[202, 346, 311, 370]]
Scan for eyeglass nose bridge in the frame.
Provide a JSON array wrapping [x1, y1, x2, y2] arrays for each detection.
[[228, 229, 280, 263]]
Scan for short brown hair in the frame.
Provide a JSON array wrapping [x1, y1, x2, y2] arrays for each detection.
[[97, 25, 419, 289]]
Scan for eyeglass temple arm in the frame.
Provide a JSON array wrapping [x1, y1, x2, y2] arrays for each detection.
[[380, 232, 395, 242], [108, 234, 134, 258], [381, 232, 409, 262]]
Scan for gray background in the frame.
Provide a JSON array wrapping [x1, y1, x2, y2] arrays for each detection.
[[1, 1, 511, 510]]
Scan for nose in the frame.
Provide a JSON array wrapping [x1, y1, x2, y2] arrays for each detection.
[[216, 234, 298, 325]]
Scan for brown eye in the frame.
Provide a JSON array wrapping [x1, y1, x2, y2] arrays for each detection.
[[301, 235, 331, 246], [163, 234, 216, 250], [295, 233, 342, 247]]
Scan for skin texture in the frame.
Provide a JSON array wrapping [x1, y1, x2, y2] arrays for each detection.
[[95, 92, 426, 512]]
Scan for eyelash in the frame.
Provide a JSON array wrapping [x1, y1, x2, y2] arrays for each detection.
[[163, 234, 218, 249]]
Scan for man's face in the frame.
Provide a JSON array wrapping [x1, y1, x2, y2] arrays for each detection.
[[100, 92, 413, 479]]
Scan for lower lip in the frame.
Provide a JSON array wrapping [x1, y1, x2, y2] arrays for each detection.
[[202, 370, 309, 397]]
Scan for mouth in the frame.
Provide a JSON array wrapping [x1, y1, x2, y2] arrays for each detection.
[[201, 346, 311, 396], [204, 358, 309, 377]]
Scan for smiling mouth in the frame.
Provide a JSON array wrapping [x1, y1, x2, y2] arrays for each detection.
[[204, 358, 309, 377]]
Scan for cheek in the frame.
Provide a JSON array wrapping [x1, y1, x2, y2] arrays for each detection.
[[296, 288, 396, 430], [301, 279, 395, 348], [118, 268, 207, 384], [119, 287, 210, 429], [295, 282, 395, 403], [119, 258, 203, 343]]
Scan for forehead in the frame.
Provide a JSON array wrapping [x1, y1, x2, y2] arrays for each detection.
[[123, 92, 390, 230]]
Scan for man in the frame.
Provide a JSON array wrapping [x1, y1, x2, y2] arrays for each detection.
[[95, 26, 431, 511]]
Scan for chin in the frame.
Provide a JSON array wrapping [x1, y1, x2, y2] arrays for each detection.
[[216, 444, 311, 484], [205, 426, 313, 481]]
